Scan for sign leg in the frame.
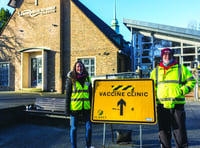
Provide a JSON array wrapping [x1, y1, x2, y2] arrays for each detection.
[[103, 123, 106, 148], [140, 124, 142, 148]]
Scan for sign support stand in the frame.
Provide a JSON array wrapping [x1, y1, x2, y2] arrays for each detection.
[[140, 125, 142, 148], [103, 123, 106, 148], [102, 123, 143, 147]]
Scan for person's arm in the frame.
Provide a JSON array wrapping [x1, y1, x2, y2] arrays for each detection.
[[65, 77, 72, 116], [181, 65, 196, 95], [89, 82, 92, 107], [150, 68, 157, 96]]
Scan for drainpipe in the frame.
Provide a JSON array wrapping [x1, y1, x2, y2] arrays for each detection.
[[131, 28, 134, 72], [133, 32, 137, 72]]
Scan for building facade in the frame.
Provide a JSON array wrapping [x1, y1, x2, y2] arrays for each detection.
[[0, 0, 130, 93], [124, 19, 200, 77]]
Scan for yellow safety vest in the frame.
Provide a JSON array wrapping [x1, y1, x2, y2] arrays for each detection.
[[70, 77, 91, 111], [150, 64, 196, 108]]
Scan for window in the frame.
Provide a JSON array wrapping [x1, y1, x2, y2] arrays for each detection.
[[0, 63, 9, 87], [78, 58, 95, 76], [183, 56, 195, 62], [8, 0, 17, 8]]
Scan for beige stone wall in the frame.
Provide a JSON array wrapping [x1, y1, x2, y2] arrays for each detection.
[[0, 0, 128, 92], [0, 0, 63, 92], [22, 52, 29, 88], [70, 1, 119, 75]]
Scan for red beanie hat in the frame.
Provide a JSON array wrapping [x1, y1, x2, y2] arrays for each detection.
[[161, 48, 173, 57]]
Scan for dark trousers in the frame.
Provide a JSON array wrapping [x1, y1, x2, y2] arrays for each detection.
[[157, 104, 188, 148]]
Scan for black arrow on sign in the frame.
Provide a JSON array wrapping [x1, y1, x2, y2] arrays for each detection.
[[117, 99, 126, 116]]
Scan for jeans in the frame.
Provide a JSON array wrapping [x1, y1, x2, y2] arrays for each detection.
[[70, 112, 92, 148]]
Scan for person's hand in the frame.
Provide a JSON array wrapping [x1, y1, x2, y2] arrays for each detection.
[[181, 89, 184, 95]]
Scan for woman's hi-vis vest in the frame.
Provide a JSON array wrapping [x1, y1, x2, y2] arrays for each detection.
[[150, 64, 196, 109], [70, 77, 91, 111]]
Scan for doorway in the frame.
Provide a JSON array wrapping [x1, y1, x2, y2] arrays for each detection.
[[31, 57, 42, 87]]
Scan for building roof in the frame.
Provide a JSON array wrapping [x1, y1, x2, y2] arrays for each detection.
[[6, 0, 130, 54], [18, 47, 51, 52], [72, 0, 127, 50], [123, 18, 200, 45]]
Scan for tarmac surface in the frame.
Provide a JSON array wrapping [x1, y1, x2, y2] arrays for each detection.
[[0, 92, 200, 148]]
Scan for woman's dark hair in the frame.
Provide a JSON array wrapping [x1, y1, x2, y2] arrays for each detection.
[[71, 60, 88, 81]]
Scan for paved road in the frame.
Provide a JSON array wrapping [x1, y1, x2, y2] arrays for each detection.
[[0, 101, 199, 148]]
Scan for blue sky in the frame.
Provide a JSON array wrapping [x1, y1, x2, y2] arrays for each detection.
[[79, 0, 200, 41], [1, 0, 200, 41], [0, 0, 15, 12]]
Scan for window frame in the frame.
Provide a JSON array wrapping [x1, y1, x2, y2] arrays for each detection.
[[0, 62, 10, 87], [76, 57, 96, 76]]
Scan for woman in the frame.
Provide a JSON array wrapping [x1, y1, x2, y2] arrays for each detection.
[[65, 60, 92, 148]]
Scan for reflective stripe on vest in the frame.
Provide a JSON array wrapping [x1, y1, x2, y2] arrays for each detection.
[[70, 77, 91, 111], [156, 98, 185, 101]]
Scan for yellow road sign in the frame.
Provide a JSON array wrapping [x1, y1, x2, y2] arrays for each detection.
[[91, 79, 157, 125]]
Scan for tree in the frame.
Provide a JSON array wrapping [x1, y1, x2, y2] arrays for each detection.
[[187, 20, 199, 30], [0, 8, 11, 32]]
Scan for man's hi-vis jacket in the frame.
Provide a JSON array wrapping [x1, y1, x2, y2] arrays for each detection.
[[150, 64, 196, 109]]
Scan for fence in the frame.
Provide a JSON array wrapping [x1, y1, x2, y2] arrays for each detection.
[[189, 69, 200, 101], [91, 70, 150, 80]]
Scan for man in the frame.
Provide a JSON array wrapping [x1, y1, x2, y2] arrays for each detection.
[[150, 48, 196, 148]]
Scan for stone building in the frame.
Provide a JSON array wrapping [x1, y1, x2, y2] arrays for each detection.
[[0, 0, 130, 93]]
